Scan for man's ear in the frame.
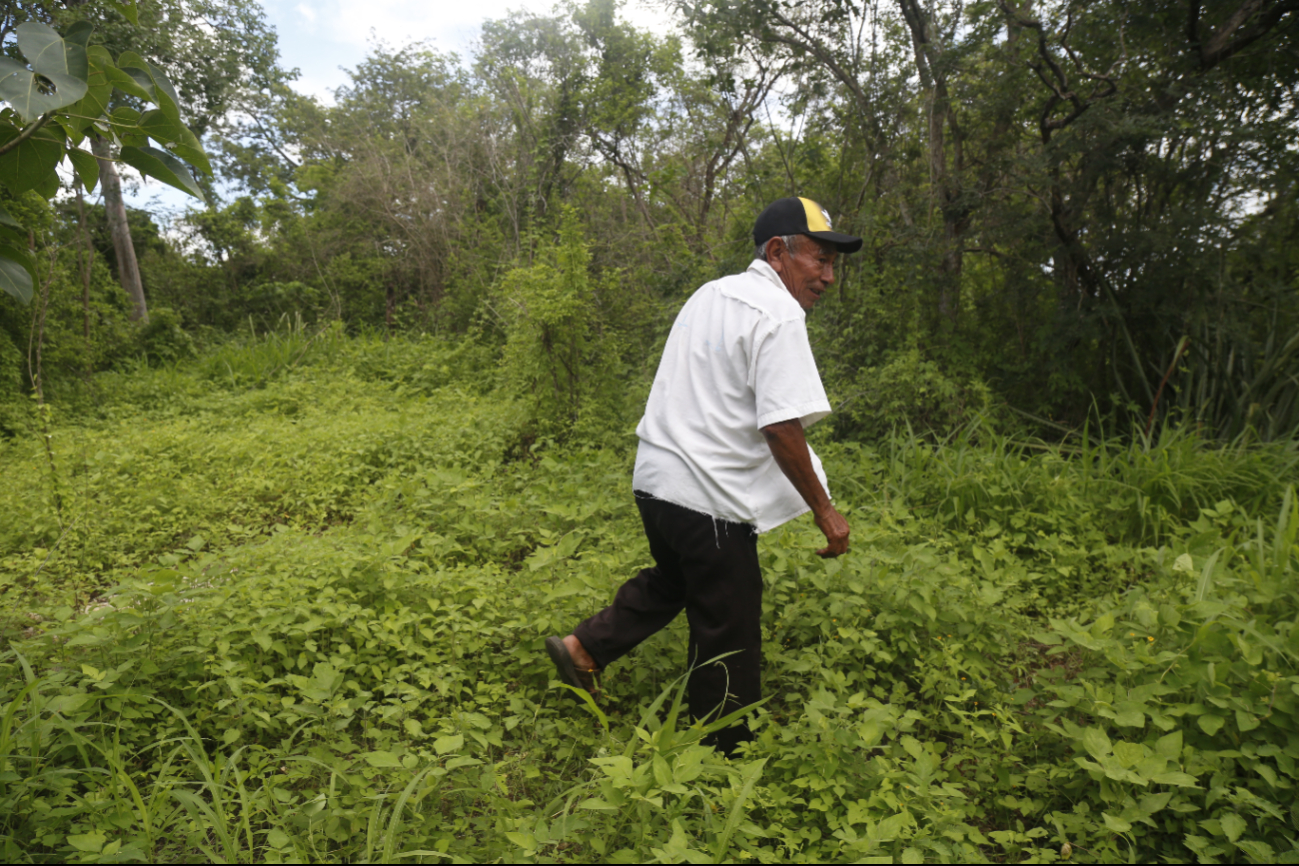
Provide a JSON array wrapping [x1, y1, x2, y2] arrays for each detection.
[[765, 237, 786, 266]]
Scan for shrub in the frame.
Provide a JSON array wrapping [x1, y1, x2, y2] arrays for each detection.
[[135, 306, 196, 364], [833, 348, 994, 441]]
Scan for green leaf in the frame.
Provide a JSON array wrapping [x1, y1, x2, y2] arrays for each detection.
[[136, 108, 182, 142], [1149, 771, 1201, 787], [67, 147, 98, 191], [0, 66, 88, 124], [1102, 813, 1132, 834], [103, 64, 152, 102], [1154, 730, 1183, 760], [0, 202, 21, 228], [64, 21, 94, 49], [0, 23, 90, 122], [138, 110, 211, 176], [1197, 714, 1226, 735], [363, 751, 403, 768], [0, 124, 64, 194], [66, 47, 113, 131], [434, 734, 463, 755], [1220, 812, 1246, 843], [0, 246, 34, 304], [1114, 703, 1145, 727], [144, 62, 181, 121], [18, 22, 88, 80], [1235, 709, 1259, 732], [266, 828, 291, 849], [1112, 741, 1145, 769], [1082, 726, 1112, 761], [118, 145, 205, 201], [66, 832, 106, 853], [111, 1, 139, 26], [115, 53, 181, 121]]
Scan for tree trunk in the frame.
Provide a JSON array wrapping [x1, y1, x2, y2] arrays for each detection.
[[90, 136, 148, 324], [75, 179, 92, 353], [898, 0, 965, 327]]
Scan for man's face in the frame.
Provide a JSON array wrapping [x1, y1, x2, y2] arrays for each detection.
[[768, 235, 838, 310]]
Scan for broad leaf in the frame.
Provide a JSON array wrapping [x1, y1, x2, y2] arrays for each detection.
[[1081, 726, 1112, 761], [0, 245, 36, 304], [1220, 813, 1247, 843], [119, 145, 205, 201], [110, 106, 147, 147], [136, 108, 182, 142], [66, 47, 113, 131], [67, 146, 98, 192], [18, 22, 88, 80], [0, 202, 21, 228], [0, 23, 90, 122], [0, 124, 65, 194], [103, 65, 151, 102], [111, 1, 140, 26], [362, 750, 402, 768], [145, 62, 181, 121], [139, 110, 211, 176], [64, 21, 94, 49], [115, 53, 181, 121], [138, 111, 211, 179]]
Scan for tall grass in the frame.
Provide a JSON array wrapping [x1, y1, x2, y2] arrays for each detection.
[[844, 418, 1299, 546]]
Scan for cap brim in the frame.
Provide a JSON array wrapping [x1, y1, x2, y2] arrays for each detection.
[[806, 231, 863, 254]]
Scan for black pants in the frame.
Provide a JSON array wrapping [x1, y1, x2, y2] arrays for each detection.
[[573, 492, 762, 754]]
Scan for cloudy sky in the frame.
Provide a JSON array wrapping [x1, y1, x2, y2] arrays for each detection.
[[271, 0, 672, 102], [125, 0, 674, 210]]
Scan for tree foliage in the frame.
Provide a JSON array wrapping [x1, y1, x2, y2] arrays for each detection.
[[5, 0, 1299, 442]]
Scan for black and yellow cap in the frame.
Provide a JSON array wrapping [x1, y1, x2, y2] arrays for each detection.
[[753, 197, 862, 254]]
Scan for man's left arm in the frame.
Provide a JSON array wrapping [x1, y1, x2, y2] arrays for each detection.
[[761, 418, 850, 557]]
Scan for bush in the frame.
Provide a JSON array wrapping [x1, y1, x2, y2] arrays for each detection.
[[833, 348, 994, 441], [494, 212, 638, 443], [135, 306, 195, 364]]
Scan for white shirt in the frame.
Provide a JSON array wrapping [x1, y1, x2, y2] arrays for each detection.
[[632, 259, 833, 532]]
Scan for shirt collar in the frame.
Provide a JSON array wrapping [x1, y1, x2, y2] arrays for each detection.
[[745, 258, 803, 315], [747, 258, 786, 290]]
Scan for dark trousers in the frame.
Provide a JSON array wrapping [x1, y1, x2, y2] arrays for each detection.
[[573, 492, 762, 754]]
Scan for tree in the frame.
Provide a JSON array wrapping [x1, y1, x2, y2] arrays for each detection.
[[0, 10, 209, 309], [53, 0, 282, 323]]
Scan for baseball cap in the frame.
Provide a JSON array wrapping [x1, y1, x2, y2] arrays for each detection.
[[753, 197, 862, 254]]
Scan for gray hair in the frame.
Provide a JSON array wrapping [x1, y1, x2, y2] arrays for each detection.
[[756, 234, 801, 262]]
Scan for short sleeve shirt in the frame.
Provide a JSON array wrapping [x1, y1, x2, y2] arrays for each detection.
[[632, 259, 833, 532]]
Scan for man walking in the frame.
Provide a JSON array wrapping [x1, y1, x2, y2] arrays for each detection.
[[546, 197, 860, 754]]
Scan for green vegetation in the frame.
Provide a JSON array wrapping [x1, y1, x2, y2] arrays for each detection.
[[1, 0, 1298, 861], [1, 333, 1296, 863]]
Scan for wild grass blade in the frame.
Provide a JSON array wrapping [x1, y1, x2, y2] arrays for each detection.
[[711, 757, 766, 864], [1195, 548, 1225, 603]]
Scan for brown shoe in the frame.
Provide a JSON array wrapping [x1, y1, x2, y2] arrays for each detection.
[[545, 636, 598, 696]]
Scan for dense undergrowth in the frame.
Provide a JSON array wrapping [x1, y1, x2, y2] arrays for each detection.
[[1, 333, 1298, 863]]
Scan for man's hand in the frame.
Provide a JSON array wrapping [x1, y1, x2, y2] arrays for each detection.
[[813, 506, 850, 558], [761, 418, 850, 557]]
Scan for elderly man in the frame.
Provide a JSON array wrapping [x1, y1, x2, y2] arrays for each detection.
[[546, 197, 860, 754]]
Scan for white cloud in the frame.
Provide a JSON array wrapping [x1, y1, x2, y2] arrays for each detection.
[[295, 3, 317, 24], [306, 0, 673, 54]]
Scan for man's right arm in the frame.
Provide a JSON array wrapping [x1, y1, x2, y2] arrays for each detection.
[[761, 418, 850, 557]]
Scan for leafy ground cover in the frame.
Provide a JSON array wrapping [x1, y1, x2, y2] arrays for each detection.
[[1, 334, 1298, 863]]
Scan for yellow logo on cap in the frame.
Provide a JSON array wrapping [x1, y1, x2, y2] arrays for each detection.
[[799, 197, 832, 232]]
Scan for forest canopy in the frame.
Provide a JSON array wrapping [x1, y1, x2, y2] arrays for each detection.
[[0, 0, 1295, 443]]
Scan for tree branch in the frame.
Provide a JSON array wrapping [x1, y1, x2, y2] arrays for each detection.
[[0, 113, 53, 158]]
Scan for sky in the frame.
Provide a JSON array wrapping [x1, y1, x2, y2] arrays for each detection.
[[123, 0, 674, 213]]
